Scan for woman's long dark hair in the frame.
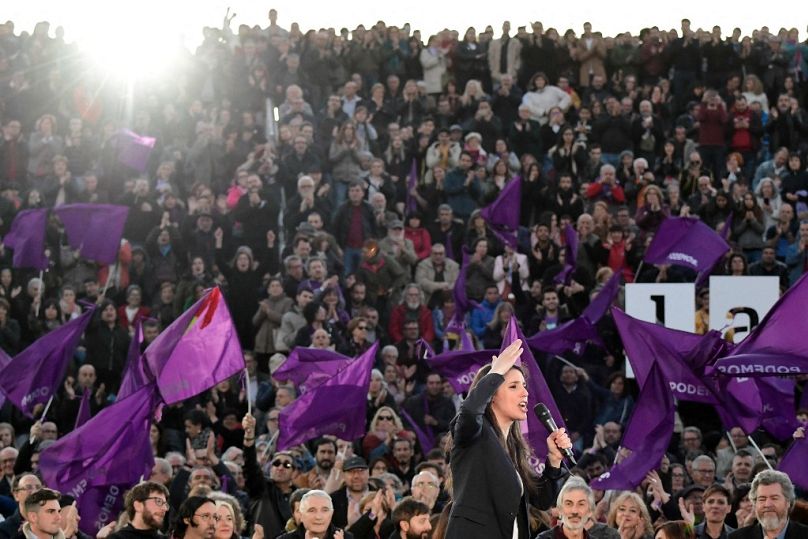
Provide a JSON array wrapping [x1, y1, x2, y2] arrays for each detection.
[[450, 364, 538, 494]]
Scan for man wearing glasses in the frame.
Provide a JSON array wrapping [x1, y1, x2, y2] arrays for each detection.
[[0, 474, 41, 539], [171, 497, 216, 539], [107, 481, 170, 539], [241, 414, 294, 539]]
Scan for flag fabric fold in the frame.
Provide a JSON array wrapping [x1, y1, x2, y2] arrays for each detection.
[[779, 435, 808, 490], [117, 320, 151, 401], [612, 308, 761, 434], [405, 159, 418, 215], [144, 288, 245, 404], [40, 384, 160, 535], [54, 204, 129, 265], [712, 272, 808, 377], [643, 217, 729, 282], [278, 342, 378, 450], [117, 129, 156, 172], [3, 209, 49, 269], [272, 348, 352, 390], [590, 362, 675, 490], [480, 178, 521, 248], [74, 389, 93, 430], [501, 317, 565, 465], [529, 271, 621, 355], [0, 308, 95, 417]]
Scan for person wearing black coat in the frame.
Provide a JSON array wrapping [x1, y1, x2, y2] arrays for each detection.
[[82, 300, 130, 393], [445, 341, 570, 539], [728, 470, 808, 539]]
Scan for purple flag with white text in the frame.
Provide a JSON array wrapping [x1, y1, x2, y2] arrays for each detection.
[[480, 178, 521, 247], [590, 362, 674, 490], [40, 384, 159, 535], [144, 288, 245, 404], [613, 309, 762, 434], [643, 217, 729, 282], [3, 209, 48, 270], [278, 342, 378, 449], [54, 204, 129, 265], [712, 272, 808, 377], [0, 308, 95, 417]]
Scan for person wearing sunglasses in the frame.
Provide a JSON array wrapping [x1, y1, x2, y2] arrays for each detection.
[[105, 481, 170, 539], [241, 414, 296, 539]]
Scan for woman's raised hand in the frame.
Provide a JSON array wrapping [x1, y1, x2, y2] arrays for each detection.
[[491, 339, 522, 375]]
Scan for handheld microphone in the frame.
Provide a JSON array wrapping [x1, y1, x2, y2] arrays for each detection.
[[533, 403, 577, 466]]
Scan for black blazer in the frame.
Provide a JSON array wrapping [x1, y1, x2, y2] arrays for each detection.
[[445, 373, 563, 539], [728, 520, 808, 538]]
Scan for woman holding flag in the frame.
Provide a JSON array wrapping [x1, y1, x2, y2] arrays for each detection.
[[445, 339, 571, 538]]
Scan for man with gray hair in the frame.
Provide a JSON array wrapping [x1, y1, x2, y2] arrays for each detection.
[[729, 469, 807, 538], [537, 477, 618, 539], [276, 490, 346, 539]]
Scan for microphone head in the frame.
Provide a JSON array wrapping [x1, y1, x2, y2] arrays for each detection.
[[533, 403, 551, 421]]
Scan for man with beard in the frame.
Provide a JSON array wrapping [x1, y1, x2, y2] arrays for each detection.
[[331, 456, 370, 529], [108, 482, 170, 539], [729, 470, 808, 538], [388, 284, 436, 344], [537, 478, 617, 539], [171, 497, 216, 539], [294, 438, 336, 489], [391, 497, 432, 539]]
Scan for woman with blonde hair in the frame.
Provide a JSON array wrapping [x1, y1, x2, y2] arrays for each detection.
[[362, 406, 414, 461], [742, 74, 769, 111], [606, 491, 654, 539]]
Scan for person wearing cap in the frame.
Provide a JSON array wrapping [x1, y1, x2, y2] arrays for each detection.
[[448, 124, 465, 144], [330, 456, 370, 529], [354, 240, 408, 307], [379, 219, 417, 273]]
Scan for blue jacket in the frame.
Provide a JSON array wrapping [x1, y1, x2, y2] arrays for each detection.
[[469, 298, 501, 338]]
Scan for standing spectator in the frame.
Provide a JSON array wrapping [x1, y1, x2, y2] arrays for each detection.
[[696, 90, 730, 179], [487, 22, 522, 87], [521, 72, 571, 125], [333, 182, 377, 278], [576, 23, 607, 87]]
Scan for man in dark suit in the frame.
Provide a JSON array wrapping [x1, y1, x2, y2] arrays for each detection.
[[330, 456, 369, 530], [728, 470, 808, 538]]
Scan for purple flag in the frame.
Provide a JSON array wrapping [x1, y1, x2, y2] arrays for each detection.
[[0, 308, 95, 417], [272, 348, 352, 389], [117, 320, 151, 400], [480, 178, 521, 248], [54, 204, 129, 265], [613, 309, 761, 434], [118, 129, 156, 172], [590, 362, 674, 490], [405, 158, 418, 215], [712, 272, 808, 377], [425, 347, 493, 393], [3, 209, 48, 269], [40, 384, 159, 535], [779, 435, 808, 490], [756, 377, 800, 441], [74, 389, 93, 431], [451, 247, 479, 327], [144, 288, 245, 404], [278, 342, 378, 450], [643, 217, 729, 282], [501, 317, 565, 466], [719, 213, 733, 241], [529, 271, 621, 355], [399, 406, 435, 452], [554, 224, 579, 285]]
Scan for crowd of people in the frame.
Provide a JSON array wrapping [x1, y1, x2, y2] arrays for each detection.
[[0, 10, 808, 539]]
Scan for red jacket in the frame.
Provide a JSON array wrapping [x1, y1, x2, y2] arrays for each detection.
[[585, 180, 626, 204], [117, 305, 151, 332], [388, 304, 436, 344], [405, 227, 432, 260]]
